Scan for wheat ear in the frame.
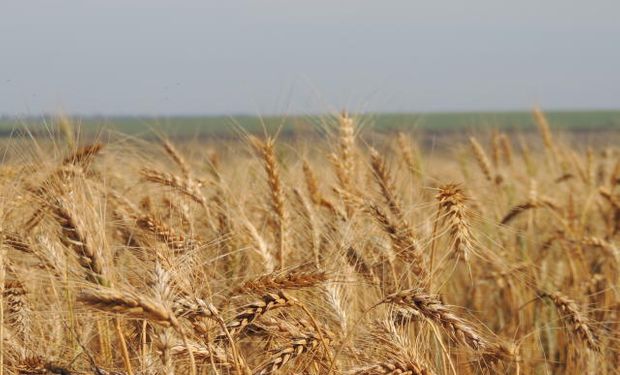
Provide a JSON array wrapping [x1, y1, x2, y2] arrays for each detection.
[[250, 136, 287, 270]]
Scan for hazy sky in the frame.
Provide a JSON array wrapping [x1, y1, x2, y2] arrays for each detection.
[[1, 1, 619, 116]]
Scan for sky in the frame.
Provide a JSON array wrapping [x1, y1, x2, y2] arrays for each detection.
[[1, 1, 619, 116]]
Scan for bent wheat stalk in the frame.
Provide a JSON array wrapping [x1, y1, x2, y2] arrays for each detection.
[[254, 332, 326, 375], [379, 289, 492, 352], [539, 290, 599, 351], [78, 287, 197, 375]]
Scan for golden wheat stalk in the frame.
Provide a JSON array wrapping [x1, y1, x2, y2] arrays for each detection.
[[366, 203, 426, 278], [539, 290, 599, 351], [369, 147, 407, 223], [62, 143, 104, 167], [254, 332, 326, 375], [379, 289, 492, 352], [532, 106, 555, 155], [79, 287, 178, 327], [397, 132, 421, 181], [136, 214, 202, 252], [235, 269, 328, 294], [222, 291, 295, 338], [337, 111, 355, 190], [250, 136, 287, 270], [161, 138, 191, 179], [140, 167, 206, 206], [347, 361, 432, 375], [2, 263, 30, 342], [435, 184, 474, 262], [469, 137, 494, 183], [500, 196, 559, 225], [79, 286, 198, 374], [52, 198, 107, 285]]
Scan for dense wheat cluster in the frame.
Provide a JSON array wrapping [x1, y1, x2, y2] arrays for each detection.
[[0, 110, 619, 374]]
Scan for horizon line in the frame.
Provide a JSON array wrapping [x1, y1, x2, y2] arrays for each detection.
[[3, 107, 620, 120]]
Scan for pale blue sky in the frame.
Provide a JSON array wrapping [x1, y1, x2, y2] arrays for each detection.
[[1, 1, 619, 116]]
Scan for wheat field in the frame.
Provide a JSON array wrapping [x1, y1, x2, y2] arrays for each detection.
[[0, 109, 618, 374]]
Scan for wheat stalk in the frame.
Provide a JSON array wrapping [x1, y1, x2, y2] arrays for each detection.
[[236, 269, 328, 294], [223, 291, 295, 337], [367, 203, 426, 278], [436, 184, 474, 262], [254, 332, 326, 375], [379, 289, 492, 352], [161, 138, 191, 180], [141, 167, 206, 206], [539, 290, 599, 351], [250, 136, 287, 270], [469, 137, 494, 183]]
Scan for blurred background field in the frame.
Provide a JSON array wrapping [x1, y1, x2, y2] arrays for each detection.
[[2, 110, 619, 139]]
